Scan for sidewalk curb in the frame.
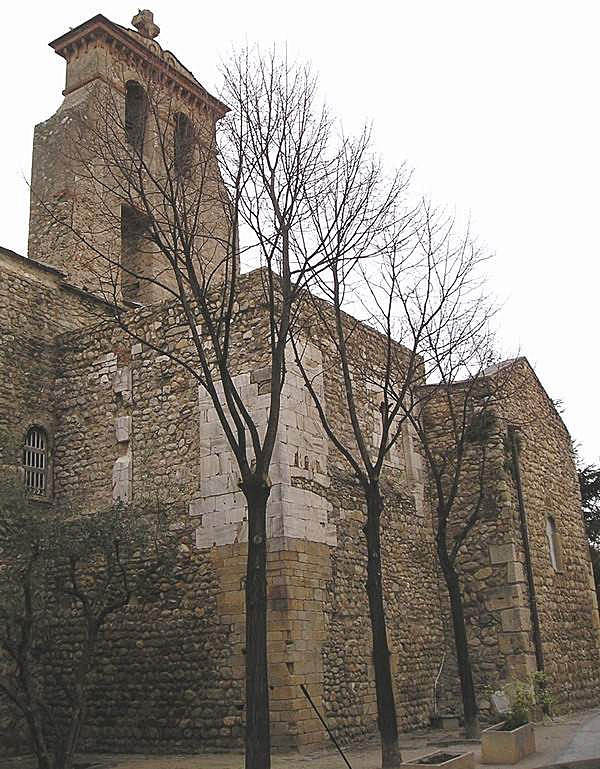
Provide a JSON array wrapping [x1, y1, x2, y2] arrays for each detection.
[[535, 761, 600, 769]]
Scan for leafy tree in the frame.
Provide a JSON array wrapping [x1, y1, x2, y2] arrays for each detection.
[[579, 462, 600, 597], [0, 481, 176, 769], [579, 463, 600, 548]]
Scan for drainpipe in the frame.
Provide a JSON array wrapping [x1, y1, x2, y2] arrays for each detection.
[[508, 428, 545, 672]]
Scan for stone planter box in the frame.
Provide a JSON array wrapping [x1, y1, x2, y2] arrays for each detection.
[[430, 713, 461, 730], [481, 721, 536, 764], [401, 750, 475, 769]]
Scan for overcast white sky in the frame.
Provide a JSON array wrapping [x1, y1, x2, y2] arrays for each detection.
[[2, 1, 598, 463]]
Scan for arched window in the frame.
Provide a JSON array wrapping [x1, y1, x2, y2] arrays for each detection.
[[545, 516, 561, 572], [174, 112, 193, 176], [23, 427, 48, 495], [125, 81, 147, 150]]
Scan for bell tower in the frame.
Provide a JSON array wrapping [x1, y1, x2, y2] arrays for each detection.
[[28, 10, 229, 303]]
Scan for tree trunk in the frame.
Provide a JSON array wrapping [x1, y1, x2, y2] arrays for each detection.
[[243, 480, 271, 769], [57, 701, 86, 769], [53, 739, 67, 769], [55, 611, 97, 769], [365, 487, 402, 768], [23, 708, 51, 769], [19, 568, 52, 769], [442, 563, 479, 739]]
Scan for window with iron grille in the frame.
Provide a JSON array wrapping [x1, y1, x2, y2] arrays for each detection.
[[23, 427, 48, 495]]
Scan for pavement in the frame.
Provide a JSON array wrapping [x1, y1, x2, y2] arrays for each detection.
[[2, 708, 600, 769], [551, 708, 600, 766]]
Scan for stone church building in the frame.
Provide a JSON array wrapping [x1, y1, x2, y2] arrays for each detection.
[[1, 9, 599, 755]]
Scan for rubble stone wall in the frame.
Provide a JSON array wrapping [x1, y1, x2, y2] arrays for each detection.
[[421, 382, 518, 717], [426, 361, 600, 719], [497, 360, 600, 712], [0, 249, 109, 482], [0, 249, 110, 754], [321, 468, 445, 741], [4, 256, 597, 755], [43, 270, 445, 751]]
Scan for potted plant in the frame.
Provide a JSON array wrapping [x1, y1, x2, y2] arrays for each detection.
[[481, 674, 551, 764]]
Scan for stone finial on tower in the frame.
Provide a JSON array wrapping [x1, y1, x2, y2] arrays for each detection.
[[30, 9, 229, 291], [132, 9, 160, 39]]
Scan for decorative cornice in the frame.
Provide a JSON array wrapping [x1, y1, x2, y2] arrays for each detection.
[[49, 14, 229, 119]]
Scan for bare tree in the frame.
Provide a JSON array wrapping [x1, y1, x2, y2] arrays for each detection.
[[283, 138, 414, 768], [289, 195, 500, 751], [36, 48, 402, 769], [220, 61, 428, 768], [396, 209, 507, 738]]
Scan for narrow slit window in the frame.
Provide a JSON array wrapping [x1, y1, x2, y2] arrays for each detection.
[[546, 516, 560, 571], [125, 81, 148, 150], [174, 112, 193, 176], [23, 427, 48, 495]]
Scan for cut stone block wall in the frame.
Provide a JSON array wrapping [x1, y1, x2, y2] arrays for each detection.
[[192, 346, 335, 550]]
